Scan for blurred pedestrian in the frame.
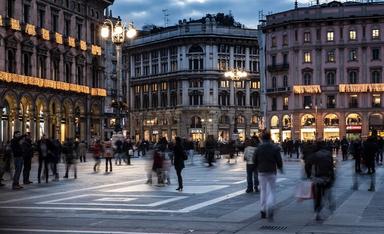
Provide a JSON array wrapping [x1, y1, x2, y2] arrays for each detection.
[[305, 141, 335, 221], [104, 141, 113, 173], [173, 137, 186, 191], [62, 138, 77, 179], [11, 131, 24, 189], [244, 138, 259, 193], [92, 140, 103, 172], [51, 138, 61, 181], [37, 134, 50, 183], [205, 135, 216, 167], [78, 141, 87, 163], [363, 130, 379, 192], [253, 131, 283, 220], [341, 137, 349, 161], [114, 138, 124, 166], [21, 132, 34, 185]]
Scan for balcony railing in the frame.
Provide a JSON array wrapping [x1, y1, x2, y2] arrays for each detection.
[[267, 63, 289, 72]]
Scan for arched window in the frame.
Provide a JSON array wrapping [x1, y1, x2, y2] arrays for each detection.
[[372, 70, 381, 83], [303, 73, 311, 85], [188, 44, 204, 71], [22, 53, 31, 76], [346, 113, 362, 125], [236, 91, 245, 106], [191, 116, 202, 128], [250, 92, 260, 107], [219, 91, 230, 106], [301, 114, 316, 127], [324, 114, 339, 126], [251, 115, 258, 124], [283, 75, 288, 87], [349, 71, 358, 84], [236, 115, 245, 124], [271, 115, 279, 128], [282, 115, 292, 128], [52, 60, 59, 81], [37, 56, 46, 78], [272, 76, 277, 88]]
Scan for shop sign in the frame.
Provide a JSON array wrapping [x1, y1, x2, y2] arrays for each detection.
[[346, 126, 362, 130], [190, 129, 202, 133]]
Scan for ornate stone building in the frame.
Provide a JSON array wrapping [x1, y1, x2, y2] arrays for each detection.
[[0, 0, 112, 144], [262, 1, 384, 142], [123, 16, 260, 143]]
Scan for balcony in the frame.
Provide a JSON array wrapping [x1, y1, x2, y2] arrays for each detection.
[[266, 87, 291, 95], [267, 63, 289, 72], [349, 102, 359, 108]]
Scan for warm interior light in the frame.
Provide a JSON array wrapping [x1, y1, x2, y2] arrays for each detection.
[[126, 27, 137, 39], [101, 26, 109, 38], [115, 25, 123, 34]]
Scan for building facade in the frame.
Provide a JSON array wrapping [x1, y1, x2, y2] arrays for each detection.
[[123, 16, 260, 143], [0, 0, 112, 145], [263, 1, 384, 142]]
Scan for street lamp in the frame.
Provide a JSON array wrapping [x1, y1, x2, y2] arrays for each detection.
[[101, 17, 137, 134], [224, 69, 248, 139]]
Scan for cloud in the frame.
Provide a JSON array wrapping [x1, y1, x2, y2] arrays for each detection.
[[110, 0, 300, 29]]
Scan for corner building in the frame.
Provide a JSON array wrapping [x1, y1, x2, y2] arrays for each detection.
[[262, 1, 384, 142], [0, 0, 112, 144], [124, 17, 260, 142]]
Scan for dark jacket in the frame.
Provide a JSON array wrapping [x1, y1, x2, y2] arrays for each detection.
[[173, 143, 185, 170], [11, 136, 23, 158], [21, 138, 34, 160], [363, 136, 379, 160], [306, 148, 335, 185], [253, 141, 283, 173]]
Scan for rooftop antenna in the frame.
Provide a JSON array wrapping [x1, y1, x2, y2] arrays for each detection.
[[162, 9, 169, 27]]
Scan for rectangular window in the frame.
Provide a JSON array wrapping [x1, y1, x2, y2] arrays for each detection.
[[220, 80, 230, 88], [327, 95, 336, 108], [327, 50, 335, 62], [271, 55, 276, 66], [283, 54, 288, 64], [349, 49, 357, 61], [283, 35, 288, 46], [373, 94, 381, 108], [316, 28, 321, 40], [77, 23, 82, 40], [372, 29, 380, 39], [295, 30, 298, 41], [52, 14, 58, 32], [372, 48, 380, 60], [304, 32, 311, 43], [272, 97, 277, 111], [271, 36, 276, 47], [251, 81, 260, 89], [304, 96, 312, 109], [38, 10, 45, 28], [283, 97, 288, 110], [7, 0, 14, 18], [304, 52, 311, 63], [349, 95, 358, 108], [23, 4, 30, 23], [349, 30, 357, 40], [64, 19, 71, 36], [327, 31, 334, 41]]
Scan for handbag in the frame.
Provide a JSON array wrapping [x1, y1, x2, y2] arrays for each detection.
[[295, 180, 313, 201]]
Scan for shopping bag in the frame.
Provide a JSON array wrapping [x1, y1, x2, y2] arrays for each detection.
[[295, 180, 313, 201]]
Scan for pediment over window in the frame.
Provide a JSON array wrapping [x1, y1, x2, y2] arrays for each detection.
[[22, 39, 34, 53], [5, 35, 19, 49]]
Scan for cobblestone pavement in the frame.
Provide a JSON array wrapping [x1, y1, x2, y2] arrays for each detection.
[[0, 153, 383, 233]]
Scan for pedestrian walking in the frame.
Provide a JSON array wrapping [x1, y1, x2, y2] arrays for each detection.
[[114, 138, 124, 165], [205, 135, 216, 167], [363, 130, 379, 191], [37, 134, 50, 183], [0, 144, 7, 187], [11, 131, 24, 190], [21, 132, 34, 184], [305, 141, 335, 221], [62, 138, 77, 179], [173, 137, 186, 191], [244, 138, 259, 193], [104, 141, 113, 173], [123, 137, 133, 165], [51, 138, 61, 181], [78, 141, 87, 163], [92, 140, 103, 172], [152, 147, 164, 186], [253, 131, 283, 220], [340, 137, 349, 161]]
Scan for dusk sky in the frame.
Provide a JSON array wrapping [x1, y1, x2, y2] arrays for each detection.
[[110, 0, 322, 30]]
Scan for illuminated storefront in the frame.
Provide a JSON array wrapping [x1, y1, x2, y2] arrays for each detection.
[[282, 115, 292, 141], [270, 115, 280, 143], [301, 114, 316, 141], [323, 114, 340, 140], [346, 113, 362, 140]]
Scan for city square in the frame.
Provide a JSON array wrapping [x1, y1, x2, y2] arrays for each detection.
[[1, 0, 384, 233]]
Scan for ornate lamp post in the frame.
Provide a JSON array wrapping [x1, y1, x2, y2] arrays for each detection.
[[101, 18, 137, 134], [224, 69, 247, 139]]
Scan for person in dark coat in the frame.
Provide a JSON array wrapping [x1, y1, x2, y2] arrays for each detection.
[[305, 141, 335, 221], [62, 138, 77, 179], [21, 132, 34, 184], [363, 131, 379, 191], [205, 135, 216, 166], [173, 137, 186, 191], [37, 134, 51, 183], [11, 131, 24, 189], [51, 138, 61, 181], [340, 137, 349, 161]]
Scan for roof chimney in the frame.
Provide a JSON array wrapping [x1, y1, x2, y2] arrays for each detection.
[[295, 0, 298, 9]]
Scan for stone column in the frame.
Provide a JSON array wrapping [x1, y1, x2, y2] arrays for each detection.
[[29, 108, 36, 142], [230, 81, 234, 106], [245, 81, 250, 106], [245, 47, 250, 70], [229, 46, 234, 68], [203, 80, 210, 105], [182, 80, 189, 106]]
